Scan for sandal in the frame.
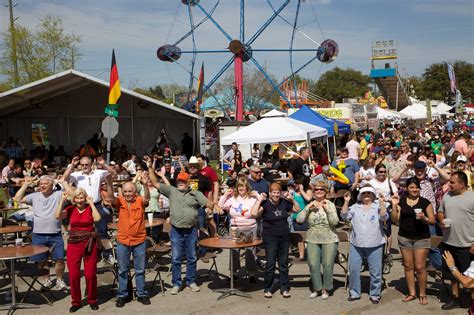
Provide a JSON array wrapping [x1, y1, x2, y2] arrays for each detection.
[[264, 291, 272, 298], [281, 291, 291, 298], [419, 295, 428, 305], [402, 295, 417, 302]]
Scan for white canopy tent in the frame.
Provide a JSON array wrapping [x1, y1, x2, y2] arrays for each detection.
[[221, 116, 327, 145], [377, 107, 406, 120], [261, 109, 287, 117], [436, 102, 452, 113], [400, 103, 428, 120]]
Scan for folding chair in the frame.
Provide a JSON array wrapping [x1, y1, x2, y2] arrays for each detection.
[[336, 230, 350, 291], [17, 246, 56, 305], [144, 236, 168, 295], [100, 238, 119, 293], [427, 236, 450, 302]]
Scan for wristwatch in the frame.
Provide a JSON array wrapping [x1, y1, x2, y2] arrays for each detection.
[[449, 266, 458, 272]]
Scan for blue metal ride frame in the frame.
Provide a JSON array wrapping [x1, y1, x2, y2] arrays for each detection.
[[187, 3, 197, 102], [175, 0, 326, 113], [290, 0, 302, 108], [179, 48, 321, 53], [246, 0, 290, 46], [195, 2, 233, 42]]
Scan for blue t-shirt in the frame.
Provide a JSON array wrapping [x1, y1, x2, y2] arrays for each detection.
[[248, 178, 269, 194], [331, 158, 360, 188]]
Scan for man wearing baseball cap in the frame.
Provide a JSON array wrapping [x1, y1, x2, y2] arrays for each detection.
[[455, 155, 472, 189], [147, 162, 212, 295]]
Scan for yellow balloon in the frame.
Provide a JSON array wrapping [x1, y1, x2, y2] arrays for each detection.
[[329, 166, 349, 184]]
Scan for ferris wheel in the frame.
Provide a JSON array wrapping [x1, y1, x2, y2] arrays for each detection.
[[157, 0, 339, 121]]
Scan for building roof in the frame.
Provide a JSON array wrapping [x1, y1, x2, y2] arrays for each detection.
[[0, 69, 200, 119]]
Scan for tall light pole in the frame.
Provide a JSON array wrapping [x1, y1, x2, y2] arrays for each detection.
[[8, 0, 19, 86]]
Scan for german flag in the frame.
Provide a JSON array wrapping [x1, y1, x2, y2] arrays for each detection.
[[108, 49, 121, 106], [196, 63, 204, 114]]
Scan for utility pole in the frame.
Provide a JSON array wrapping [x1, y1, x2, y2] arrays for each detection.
[[71, 45, 75, 69], [8, 0, 19, 86]]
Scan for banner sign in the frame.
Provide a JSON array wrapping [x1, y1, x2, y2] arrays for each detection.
[[314, 108, 351, 120], [31, 123, 50, 148], [372, 40, 397, 60]]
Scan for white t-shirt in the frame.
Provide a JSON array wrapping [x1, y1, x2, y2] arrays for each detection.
[[26, 191, 62, 233], [346, 140, 360, 161], [359, 167, 376, 187], [369, 178, 398, 199], [69, 170, 108, 203]]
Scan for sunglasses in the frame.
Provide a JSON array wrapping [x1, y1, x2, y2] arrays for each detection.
[[361, 192, 372, 195], [252, 171, 262, 174], [80, 163, 90, 166], [378, 170, 387, 173], [313, 188, 326, 192]]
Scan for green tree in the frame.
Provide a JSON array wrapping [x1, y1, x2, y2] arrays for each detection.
[[420, 61, 473, 100], [0, 15, 80, 88], [214, 68, 280, 116], [312, 67, 371, 102]]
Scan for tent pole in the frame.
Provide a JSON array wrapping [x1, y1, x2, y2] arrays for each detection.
[[326, 136, 330, 161], [131, 97, 135, 150], [333, 136, 336, 157], [66, 95, 71, 153]]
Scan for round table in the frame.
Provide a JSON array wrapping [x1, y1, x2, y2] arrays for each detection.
[[0, 226, 31, 247], [107, 218, 164, 230], [0, 245, 49, 314], [199, 237, 263, 300]]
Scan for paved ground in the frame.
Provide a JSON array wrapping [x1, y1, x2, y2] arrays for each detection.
[[2, 225, 470, 315]]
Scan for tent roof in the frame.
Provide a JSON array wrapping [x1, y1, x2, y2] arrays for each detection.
[[0, 69, 200, 119], [221, 116, 327, 145], [289, 105, 350, 136], [261, 109, 287, 117], [400, 103, 427, 120], [377, 107, 404, 119]]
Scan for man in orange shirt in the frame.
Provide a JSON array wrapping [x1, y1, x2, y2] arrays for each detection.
[[107, 175, 150, 308]]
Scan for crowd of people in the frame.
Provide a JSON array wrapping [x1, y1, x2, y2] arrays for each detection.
[[0, 115, 473, 313]]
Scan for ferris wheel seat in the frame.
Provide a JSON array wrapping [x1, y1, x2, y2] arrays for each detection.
[[181, 0, 199, 6], [317, 39, 339, 63], [157, 45, 182, 62]]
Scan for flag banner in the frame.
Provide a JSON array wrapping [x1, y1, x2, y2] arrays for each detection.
[[108, 49, 121, 106], [196, 63, 204, 114], [446, 63, 456, 93]]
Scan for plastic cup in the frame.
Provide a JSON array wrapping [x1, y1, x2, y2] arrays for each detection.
[[443, 218, 452, 228], [230, 226, 238, 239], [147, 213, 153, 225], [15, 238, 23, 246], [414, 208, 422, 219]]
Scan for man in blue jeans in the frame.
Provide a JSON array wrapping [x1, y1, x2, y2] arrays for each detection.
[[14, 176, 67, 290], [147, 164, 212, 295], [108, 177, 150, 308]]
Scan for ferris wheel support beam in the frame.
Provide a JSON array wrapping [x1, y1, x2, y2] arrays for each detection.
[[249, 56, 291, 107], [246, 0, 289, 46], [179, 48, 321, 53], [195, 3, 233, 42], [235, 53, 244, 121]]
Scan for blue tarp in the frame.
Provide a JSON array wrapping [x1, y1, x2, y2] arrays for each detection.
[[289, 105, 351, 136]]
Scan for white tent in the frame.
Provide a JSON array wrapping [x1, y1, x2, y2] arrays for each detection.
[[400, 103, 427, 120], [221, 116, 327, 145], [261, 109, 287, 117], [377, 107, 405, 120], [435, 102, 452, 114]]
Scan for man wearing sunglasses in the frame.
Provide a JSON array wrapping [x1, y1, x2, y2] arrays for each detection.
[[248, 165, 269, 194]]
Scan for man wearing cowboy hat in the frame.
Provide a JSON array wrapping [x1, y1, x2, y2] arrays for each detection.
[[147, 162, 212, 295]]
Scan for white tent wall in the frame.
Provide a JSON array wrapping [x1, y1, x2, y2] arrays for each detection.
[[0, 83, 197, 157]]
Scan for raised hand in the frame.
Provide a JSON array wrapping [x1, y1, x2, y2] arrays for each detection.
[[140, 172, 149, 184], [72, 156, 80, 167], [343, 191, 351, 203], [391, 195, 400, 206], [86, 195, 94, 204], [322, 200, 329, 211], [378, 192, 386, 203], [61, 192, 69, 200], [96, 157, 105, 166], [259, 192, 267, 202]]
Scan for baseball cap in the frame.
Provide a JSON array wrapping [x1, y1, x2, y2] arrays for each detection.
[[177, 172, 190, 182], [287, 180, 296, 187], [456, 155, 467, 163], [414, 161, 427, 169]]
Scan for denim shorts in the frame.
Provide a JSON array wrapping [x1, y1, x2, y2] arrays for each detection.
[[31, 232, 65, 262], [398, 236, 430, 249]]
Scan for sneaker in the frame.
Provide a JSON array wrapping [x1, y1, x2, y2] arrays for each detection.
[[441, 298, 460, 310], [309, 292, 317, 299], [170, 286, 180, 295], [56, 278, 68, 290], [321, 292, 329, 300], [40, 279, 54, 291], [188, 283, 200, 292], [115, 297, 126, 308], [137, 296, 151, 305], [69, 305, 81, 313]]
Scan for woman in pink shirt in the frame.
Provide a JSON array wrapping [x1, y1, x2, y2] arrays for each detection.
[[218, 176, 259, 283]]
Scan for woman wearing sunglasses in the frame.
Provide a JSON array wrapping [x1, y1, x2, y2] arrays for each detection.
[[296, 181, 339, 300], [341, 186, 388, 304]]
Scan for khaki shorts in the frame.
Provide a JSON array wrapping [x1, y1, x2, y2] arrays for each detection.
[[398, 236, 431, 249]]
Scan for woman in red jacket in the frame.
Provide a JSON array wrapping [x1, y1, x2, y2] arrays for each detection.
[[55, 188, 101, 313]]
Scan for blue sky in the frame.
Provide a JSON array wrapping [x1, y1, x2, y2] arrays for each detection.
[[1, 0, 472, 90]]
